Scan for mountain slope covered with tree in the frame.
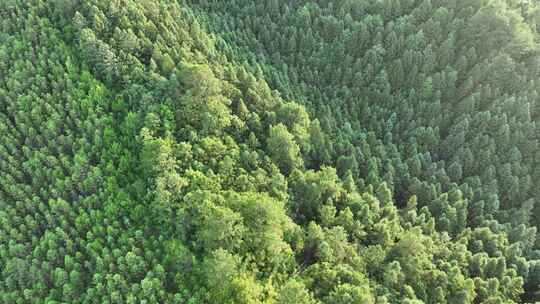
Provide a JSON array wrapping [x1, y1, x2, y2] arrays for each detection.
[[0, 0, 539, 303]]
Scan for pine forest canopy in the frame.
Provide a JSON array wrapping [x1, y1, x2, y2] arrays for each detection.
[[0, 0, 539, 303]]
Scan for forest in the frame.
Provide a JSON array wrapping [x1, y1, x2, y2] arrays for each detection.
[[0, 0, 539, 303]]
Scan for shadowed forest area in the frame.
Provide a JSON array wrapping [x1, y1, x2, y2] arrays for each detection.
[[0, 0, 539, 303]]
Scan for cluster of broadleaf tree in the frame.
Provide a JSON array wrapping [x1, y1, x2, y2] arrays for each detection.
[[0, 0, 538, 303]]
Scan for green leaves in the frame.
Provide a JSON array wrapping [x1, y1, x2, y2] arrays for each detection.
[[176, 64, 233, 135], [2, 0, 540, 303], [268, 124, 303, 175]]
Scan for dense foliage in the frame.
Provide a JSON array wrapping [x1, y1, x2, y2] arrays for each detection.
[[0, 0, 539, 303]]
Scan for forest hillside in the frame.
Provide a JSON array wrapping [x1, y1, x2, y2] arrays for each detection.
[[0, 0, 539, 303]]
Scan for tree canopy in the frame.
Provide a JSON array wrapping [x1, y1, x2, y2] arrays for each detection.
[[0, 0, 539, 303]]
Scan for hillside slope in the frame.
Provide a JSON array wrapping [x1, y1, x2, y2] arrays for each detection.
[[0, 0, 539, 303]]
